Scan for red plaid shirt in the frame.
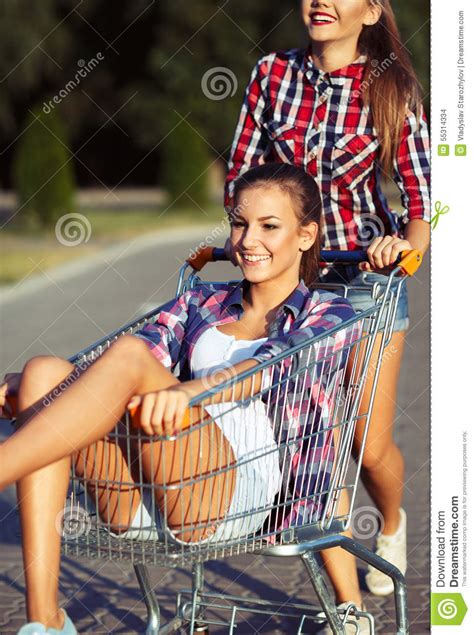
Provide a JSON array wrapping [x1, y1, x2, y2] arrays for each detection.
[[224, 47, 431, 251]]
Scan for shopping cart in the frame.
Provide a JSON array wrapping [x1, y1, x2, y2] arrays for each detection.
[[61, 247, 422, 635]]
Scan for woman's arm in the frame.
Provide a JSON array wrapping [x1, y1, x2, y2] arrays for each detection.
[[361, 218, 430, 271], [133, 289, 194, 369], [362, 104, 431, 272], [224, 56, 271, 209], [127, 294, 357, 434], [0, 373, 22, 418], [182, 358, 263, 403], [404, 218, 430, 255], [391, 104, 431, 226], [127, 358, 263, 435]]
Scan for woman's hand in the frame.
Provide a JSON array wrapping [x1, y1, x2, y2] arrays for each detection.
[[0, 373, 22, 419], [127, 385, 193, 436], [360, 236, 413, 272]]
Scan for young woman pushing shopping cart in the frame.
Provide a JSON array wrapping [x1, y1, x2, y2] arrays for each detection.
[[0, 164, 422, 634], [225, 0, 431, 611]]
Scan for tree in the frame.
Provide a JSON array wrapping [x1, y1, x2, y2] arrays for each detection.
[[12, 106, 76, 227], [160, 113, 211, 209], [0, 0, 69, 134]]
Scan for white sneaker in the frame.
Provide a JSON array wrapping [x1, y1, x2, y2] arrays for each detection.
[[365, 508, 407, 596], [317, 602, 372, 634]]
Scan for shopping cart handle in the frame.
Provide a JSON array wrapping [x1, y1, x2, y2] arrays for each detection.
[[210, 247, 228, 262], [187, 246, 228, 271], [319, 249, 422, 276], [320, 250, 367, 263], [187, 247, 422, 276]]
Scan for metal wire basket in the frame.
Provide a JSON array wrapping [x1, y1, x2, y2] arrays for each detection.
[[60, 247, 421, 634]]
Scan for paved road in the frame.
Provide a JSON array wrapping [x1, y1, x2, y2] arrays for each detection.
[[0, 231, 429, 633]]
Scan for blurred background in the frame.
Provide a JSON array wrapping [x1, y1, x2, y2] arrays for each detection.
[[0, 0, 429, 284]]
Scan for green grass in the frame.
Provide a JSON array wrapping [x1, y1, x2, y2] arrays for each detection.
[[0, 205, 228, 284], [0, 191, 405, 285]]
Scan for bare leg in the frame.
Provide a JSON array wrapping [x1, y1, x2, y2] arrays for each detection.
[[6, 335, 236, 627], [74, 423, 144, 533], [0, 336, 178, 487], [352, 332, 405, 534], [319, 405, 361, 604], [14, 356, 144, 628], [317, 332, 405, 604], [136, 410, 236, 542], [319, 488, 362, 605], [15, 357, 88, 629]]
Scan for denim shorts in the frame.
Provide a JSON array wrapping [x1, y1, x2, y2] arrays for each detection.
[[319, 267, 409, 332]]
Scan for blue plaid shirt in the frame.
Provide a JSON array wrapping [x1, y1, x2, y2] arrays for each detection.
[[135, 279, 359, 531]]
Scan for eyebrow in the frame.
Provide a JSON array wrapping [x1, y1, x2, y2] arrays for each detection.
[[231, 215, 281, 221]]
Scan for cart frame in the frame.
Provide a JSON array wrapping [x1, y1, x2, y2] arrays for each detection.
[[60, 248, 421, 634]]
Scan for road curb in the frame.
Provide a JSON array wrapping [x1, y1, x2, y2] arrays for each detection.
[[0, 224, 220, 307]]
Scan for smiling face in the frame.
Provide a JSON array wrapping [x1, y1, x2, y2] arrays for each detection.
[[301, 0, 381, 46], [229, 186, 317, 287]]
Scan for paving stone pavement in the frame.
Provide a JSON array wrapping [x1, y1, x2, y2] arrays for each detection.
[[0, 239, 429, 634]]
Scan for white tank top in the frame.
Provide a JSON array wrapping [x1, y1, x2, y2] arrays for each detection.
[[190, 325, 280, 500], [190, 325, 268, 380]]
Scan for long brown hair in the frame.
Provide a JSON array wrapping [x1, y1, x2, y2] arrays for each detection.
[[359, 0, 424, 175], [231, 163, 322, 287]]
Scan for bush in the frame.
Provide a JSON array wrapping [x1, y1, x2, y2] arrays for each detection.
[[160, 114, 211, 209], [12, 106, 76, 227]]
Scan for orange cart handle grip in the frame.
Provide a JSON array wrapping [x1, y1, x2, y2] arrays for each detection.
[[398, 249, 423, 276], [186, 246, 227, 272]]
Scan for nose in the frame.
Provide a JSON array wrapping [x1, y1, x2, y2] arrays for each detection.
[[240, 225, 262, 250], [311, 0, 331, 7]]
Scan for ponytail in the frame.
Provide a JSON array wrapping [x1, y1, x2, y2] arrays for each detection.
[[359, 0, 424, 175]]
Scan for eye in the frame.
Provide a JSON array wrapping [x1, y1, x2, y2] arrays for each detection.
[[263, 223, 278, 230], [230, 220, 245, 228]]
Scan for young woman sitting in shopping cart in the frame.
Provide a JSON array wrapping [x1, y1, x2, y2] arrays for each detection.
[[0, 163, 359, 635]]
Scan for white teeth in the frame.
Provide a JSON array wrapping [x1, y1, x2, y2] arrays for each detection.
[[242, 254, 271, 262], [312, 14, 336, 23]]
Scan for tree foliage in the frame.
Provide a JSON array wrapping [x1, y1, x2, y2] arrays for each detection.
[[1, 0, 430, 189], [13, 106, 76, 227], [160, 113, 211, 209]]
